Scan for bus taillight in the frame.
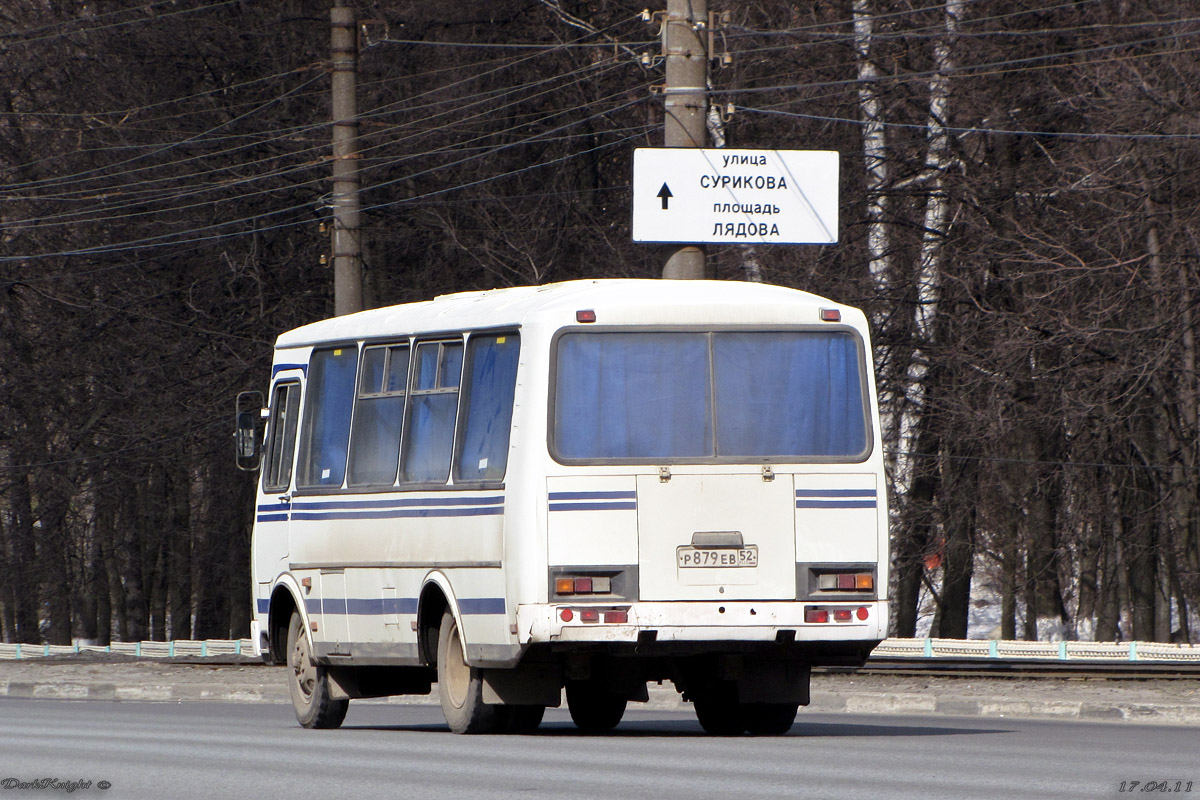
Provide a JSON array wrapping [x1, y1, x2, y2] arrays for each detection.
[[554, 574, 613, 596], [816, 572, 874, 592]]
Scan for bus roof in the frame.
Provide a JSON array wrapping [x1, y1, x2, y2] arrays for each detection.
[[273, 279, 864, 350]]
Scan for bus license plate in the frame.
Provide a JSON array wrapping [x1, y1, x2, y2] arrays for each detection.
[[677, 546, 758, 568]]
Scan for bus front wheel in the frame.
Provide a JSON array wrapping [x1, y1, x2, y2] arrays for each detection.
[[437, 610, 502, 734], [286, 611, 349, 729]]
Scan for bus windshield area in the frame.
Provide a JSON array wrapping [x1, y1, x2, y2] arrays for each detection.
[[553, 330, 869, 462]]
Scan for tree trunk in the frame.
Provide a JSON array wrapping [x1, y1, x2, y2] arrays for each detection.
[[7, 472, 42, 643], [936, 449, 976, 638]]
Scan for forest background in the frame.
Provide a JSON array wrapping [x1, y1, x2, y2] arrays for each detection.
[[2, 0, 1198, 646]]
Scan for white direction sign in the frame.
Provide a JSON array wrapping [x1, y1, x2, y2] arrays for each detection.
[[632, 148, 839, 245]]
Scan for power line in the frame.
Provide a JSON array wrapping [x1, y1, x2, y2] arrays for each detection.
[[0, 98, 653, 263], [738, 106, 1200, 142], [1, 62, 643, 231], [2, 21, 641, 200], [0, 0, 239, 50]]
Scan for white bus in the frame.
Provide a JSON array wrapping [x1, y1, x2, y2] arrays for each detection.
[[238, 279, 889, 735]]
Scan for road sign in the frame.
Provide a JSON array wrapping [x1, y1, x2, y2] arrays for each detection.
[[631, 148, 839, 245]]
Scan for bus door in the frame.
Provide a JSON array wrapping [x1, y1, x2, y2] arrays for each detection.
[[255, 374, 303, 611]]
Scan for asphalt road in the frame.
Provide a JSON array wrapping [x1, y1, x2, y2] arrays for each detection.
[[1, 699, 1196, 800]]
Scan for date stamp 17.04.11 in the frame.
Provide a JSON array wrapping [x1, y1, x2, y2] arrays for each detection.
[[1119, 782, 1195, 794]]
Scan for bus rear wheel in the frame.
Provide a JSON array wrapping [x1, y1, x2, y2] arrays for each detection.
[[693, 682, 745, 736], [565, 679, 627, 733], [437, 610, 502, 734], [286, 610, 348, 729], [742, 703, 799, 735], [498, 705, 545, 734]]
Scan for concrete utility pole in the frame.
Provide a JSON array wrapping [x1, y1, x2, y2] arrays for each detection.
[[330, 3, 364, 316], [661, 0, 709, 280]]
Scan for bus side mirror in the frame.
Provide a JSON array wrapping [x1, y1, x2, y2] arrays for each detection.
[[235, 390, 265, 471]]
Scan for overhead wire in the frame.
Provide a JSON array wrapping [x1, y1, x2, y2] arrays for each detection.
[[1, 58, 642, 230], [7, 3, 1200, 263], [1, 17, 642, 201], [0, 0, 239, 50], [8, 3, 1186, 207], [0, 38, 639, 213], [0, 92, 655, 263]]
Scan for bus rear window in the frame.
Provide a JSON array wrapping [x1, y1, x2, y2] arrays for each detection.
[[553, 331, 868, 462]]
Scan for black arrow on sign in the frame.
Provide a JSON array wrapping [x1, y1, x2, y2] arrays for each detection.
[[657, 183, 673, 209]]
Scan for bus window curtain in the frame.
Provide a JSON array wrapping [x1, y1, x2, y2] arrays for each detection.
[[457, 335, 520, 481], [713, 332, 867, 457], [555, 333, 710, 459]]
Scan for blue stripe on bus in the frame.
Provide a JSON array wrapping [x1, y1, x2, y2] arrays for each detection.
[[296, 495, 503, 511], [322, 597, 347, 614], [295, 597, 502, 616], [290, 506, 503, 521], [795, 488, 877, 509], [261, 596, 504, 616], [272, 363, 308, 379], [549, 491, 637, 512], [458, 597, 506, 615], [343, 597, 420, 615], [549, 491, 637, 501], [796, 500, 877, 509], [258, 496, 504, 523], [549, 502, 638, 512]]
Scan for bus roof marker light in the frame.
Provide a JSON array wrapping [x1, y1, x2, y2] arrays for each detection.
[[576, 309, 597, 323], [820, 308, 841, 322]]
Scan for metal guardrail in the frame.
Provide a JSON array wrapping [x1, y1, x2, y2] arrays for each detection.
[[0, 636, 1197, 662], [871, 638, 1200, 663], [0, 639, 254, 660]]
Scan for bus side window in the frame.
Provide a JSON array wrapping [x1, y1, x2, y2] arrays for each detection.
[[296, 347, 358, 488], [262, 382, 301, 493], [348, 344, 410, 487], [455, 333, 520, 482], [401, 340, 463, 484]]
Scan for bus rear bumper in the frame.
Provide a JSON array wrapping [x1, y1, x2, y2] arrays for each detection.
[[518, 600, 888, 645]]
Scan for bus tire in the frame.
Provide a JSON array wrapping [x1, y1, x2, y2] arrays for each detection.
[[565, 679, 627, 733], [742, 703, 798, 735], [499, 705, 546, 734], [286, 610, 349, 729], [437, 610, 501, 734], [693, 682, 745, 736]]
